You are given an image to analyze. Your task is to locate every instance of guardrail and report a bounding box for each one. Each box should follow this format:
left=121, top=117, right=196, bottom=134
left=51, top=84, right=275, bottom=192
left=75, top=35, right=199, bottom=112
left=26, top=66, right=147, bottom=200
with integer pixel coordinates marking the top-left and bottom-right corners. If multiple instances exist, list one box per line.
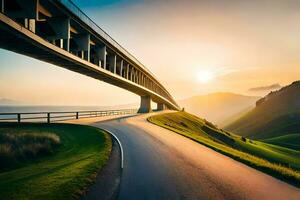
left=0, top=109, right=137, bottom=123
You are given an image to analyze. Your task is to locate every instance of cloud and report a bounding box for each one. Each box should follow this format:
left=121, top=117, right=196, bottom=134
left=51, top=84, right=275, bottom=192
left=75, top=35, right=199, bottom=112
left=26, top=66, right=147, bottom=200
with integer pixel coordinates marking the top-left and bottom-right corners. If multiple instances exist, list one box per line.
left=248, top=83, right=281, bottom=92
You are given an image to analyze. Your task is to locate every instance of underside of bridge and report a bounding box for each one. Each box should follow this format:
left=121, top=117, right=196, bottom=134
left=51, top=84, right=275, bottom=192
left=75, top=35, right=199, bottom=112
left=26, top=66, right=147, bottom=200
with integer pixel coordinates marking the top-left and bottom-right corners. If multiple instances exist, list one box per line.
left=0, top=0, right=180, bottom=113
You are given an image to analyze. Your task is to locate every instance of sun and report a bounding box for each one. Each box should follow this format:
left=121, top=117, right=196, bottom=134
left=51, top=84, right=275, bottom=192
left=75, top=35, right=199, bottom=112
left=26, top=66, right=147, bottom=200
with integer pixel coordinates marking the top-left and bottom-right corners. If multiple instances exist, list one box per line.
left=197, top=70, right=214, bottom=83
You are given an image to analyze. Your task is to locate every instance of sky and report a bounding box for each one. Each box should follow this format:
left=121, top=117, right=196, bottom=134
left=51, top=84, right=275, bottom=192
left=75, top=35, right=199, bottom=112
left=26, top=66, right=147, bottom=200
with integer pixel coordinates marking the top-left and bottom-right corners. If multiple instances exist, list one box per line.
left=1, top=0, right=300, bottom=105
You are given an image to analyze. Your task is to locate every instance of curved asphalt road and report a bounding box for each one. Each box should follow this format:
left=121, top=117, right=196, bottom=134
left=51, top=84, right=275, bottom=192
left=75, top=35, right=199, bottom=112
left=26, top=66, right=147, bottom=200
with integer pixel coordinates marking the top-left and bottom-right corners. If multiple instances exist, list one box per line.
left=78, top=113, right=300, bottom=200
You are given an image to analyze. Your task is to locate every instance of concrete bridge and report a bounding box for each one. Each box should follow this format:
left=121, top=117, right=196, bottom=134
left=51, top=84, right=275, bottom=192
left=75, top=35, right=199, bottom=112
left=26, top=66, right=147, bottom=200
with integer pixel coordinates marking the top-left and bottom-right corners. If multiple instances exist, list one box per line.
left=0, top=0, right=180, bottom=112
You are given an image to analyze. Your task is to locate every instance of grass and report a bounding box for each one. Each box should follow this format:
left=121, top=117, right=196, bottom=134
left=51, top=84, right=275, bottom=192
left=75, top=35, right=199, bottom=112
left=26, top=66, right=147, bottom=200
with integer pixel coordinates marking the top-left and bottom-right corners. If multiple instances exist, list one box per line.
left=263, top=134, right=300, bottom=150
left=0, top=123, right=112, bottom=200
left=226, top=112, right=300, bottom=139
left=148, top=111, right=300, bottom=187
left=0, top=132, right=61, bottom=171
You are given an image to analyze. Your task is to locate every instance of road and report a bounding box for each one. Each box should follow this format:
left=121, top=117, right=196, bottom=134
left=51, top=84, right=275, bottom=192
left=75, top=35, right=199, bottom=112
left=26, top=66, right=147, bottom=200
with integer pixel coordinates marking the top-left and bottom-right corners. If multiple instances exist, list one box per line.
left=74, top=112, right=300, bottom=200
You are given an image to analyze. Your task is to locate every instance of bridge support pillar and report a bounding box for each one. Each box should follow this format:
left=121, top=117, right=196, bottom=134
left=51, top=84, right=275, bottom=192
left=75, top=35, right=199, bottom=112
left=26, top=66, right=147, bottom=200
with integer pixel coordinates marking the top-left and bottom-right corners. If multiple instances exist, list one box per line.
left=119, top=60, right=124, bottom=76
left=157, top=103, right=166, bottom=111
left=116, top=58, right=123, bottom=75
left=95, top=45, right=106, bottom=68
left=126, top=64, right=130, bottom=79
left=108, top=54, right=116, bottom=73
left=130, top=67, right=134, bottom=82
left=133, top=69, right=137, bottom=83
left=73, top=34, right=90, bottom=62
left=47, top=18, right=70, bottom=51
left=137, top=71, right=140, bottom=84
left=138, top=96, right=152, bottom=113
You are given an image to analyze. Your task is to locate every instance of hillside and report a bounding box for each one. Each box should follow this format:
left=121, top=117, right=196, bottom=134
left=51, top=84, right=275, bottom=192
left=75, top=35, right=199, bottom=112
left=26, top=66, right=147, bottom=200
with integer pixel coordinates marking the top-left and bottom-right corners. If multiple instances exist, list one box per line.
left=148, top=111, right=300, bottom=186
left=226, top=81, right=300, bottom=139
left=0, top=98, right=21, bottom=105
left=179, top=92, right=260, bottom=126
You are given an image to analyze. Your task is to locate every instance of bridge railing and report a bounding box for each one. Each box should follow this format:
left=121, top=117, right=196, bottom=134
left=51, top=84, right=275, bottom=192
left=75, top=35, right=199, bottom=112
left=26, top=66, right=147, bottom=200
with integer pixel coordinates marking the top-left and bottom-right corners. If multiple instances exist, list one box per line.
left=0, top=109, right=137, bottom=123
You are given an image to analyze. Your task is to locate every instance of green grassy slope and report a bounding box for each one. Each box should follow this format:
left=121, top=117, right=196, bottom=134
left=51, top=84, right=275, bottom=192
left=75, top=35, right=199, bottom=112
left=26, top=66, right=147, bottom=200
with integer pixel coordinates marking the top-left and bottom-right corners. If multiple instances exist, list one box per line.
left=263, top=134, right=300, bottom=151
left=148, top=111, right=300, bottom=186
left=0, top=123, right=112, bottom=200
left=225, top=81, right=300, bottom=139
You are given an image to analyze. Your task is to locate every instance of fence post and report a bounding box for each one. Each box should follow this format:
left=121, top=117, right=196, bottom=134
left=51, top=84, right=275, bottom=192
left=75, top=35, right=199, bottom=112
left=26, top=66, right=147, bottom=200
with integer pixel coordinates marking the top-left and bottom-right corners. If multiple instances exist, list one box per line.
left=17, top=114, right=21, bottom=123
left=76, top=112, right=79, bottom=119
left=47, top=113, right=50, bottom=123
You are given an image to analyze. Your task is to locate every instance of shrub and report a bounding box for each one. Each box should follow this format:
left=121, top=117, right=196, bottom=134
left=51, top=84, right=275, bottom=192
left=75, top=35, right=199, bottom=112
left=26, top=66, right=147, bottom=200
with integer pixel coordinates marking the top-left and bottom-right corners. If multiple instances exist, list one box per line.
left=180, top=122, right=188, bottom=128
left=241, top=137, right=247, bottom=142
left=0, top=132, right=60, bottom=170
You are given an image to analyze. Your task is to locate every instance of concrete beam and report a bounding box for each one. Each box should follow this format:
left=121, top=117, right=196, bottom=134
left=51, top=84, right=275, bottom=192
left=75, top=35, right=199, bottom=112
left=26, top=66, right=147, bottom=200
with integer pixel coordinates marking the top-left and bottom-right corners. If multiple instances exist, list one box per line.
left=26, top=19, right=36, bottom=33
left=138, top=96, right=152, bottom=113
left=108, top=54, right=116, bottom=73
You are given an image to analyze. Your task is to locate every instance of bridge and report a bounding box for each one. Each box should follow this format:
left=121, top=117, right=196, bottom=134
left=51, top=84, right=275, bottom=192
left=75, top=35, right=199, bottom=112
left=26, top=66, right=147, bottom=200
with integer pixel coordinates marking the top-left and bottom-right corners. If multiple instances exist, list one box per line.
left=0, top=0, right=180, bottom=112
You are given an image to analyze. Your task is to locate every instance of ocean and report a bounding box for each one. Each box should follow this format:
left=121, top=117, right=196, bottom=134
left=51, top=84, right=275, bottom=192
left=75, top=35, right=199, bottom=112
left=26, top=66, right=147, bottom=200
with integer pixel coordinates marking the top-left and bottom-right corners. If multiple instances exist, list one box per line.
left=0, top=105, right=110, bottom=113
left=0, top=105, right=137, bottom=122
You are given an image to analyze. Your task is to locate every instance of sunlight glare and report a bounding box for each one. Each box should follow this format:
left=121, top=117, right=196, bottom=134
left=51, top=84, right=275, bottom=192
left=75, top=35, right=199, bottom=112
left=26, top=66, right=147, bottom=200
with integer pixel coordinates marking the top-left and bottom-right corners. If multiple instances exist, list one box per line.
left=197, top=70, right=214, bottom=83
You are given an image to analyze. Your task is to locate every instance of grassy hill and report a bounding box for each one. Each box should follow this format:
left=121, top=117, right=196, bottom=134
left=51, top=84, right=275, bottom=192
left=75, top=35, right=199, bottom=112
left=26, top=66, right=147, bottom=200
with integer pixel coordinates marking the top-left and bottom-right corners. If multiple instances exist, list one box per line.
left=148, top=111, right=300, bottom=186
left=263, top=134, right=300, bottom=151
left=225, top=81, right=300, bottom=139
left=0, top=123, right=111, bottom=200
left=179, top=92, right=259, bottom=126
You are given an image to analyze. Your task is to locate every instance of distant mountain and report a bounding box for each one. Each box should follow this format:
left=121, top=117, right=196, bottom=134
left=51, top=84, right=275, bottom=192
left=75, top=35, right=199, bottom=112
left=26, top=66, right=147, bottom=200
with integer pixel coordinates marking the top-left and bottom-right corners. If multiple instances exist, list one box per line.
left=179, top=92, right=260, bottom=126
left=248, top=83, right=281, bottom=92
left=225, top=81, right=300, bottom=139
left=0, top=98, right=22, bottom=105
